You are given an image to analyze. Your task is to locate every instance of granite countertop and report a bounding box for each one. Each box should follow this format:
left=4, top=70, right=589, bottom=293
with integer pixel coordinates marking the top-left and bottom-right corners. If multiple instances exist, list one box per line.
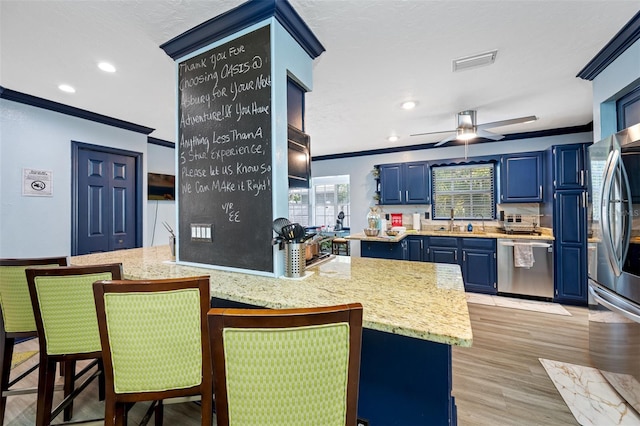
left=348, top=227, right=555, bottom=242
left=71, top=245, right=472, bottom=347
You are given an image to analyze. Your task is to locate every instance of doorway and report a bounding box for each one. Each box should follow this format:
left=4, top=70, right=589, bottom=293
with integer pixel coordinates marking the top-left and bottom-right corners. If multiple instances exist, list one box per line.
left=71, top=141, right=142, bottom=255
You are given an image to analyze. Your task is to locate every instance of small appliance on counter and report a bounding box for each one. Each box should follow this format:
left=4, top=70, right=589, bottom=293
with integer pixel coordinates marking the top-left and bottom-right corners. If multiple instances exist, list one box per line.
left=497, top=212, right=542, bottom=235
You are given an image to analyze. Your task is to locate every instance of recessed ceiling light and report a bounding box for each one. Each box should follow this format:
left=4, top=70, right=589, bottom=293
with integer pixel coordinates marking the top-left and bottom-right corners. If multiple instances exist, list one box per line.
left=388, top=135, right=399, bottom=142
left=58, top=84, right=76, bottom=93
left=401, top=101, right=417, bottom=110
left=98, top=62, right=116, bottom=73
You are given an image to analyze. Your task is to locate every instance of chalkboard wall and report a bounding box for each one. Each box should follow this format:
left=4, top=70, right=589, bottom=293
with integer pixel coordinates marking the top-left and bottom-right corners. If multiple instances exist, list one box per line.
left=177, top=26, right=273, bottom=272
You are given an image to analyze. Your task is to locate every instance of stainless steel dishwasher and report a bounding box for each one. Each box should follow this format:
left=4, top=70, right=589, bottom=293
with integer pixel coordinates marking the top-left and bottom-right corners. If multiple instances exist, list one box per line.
left=497, top=239, right=554, bottom=299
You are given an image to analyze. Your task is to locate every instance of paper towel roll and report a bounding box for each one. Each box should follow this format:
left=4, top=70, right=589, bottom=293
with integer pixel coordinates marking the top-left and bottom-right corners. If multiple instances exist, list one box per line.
left=412, top=213, right=421, bottom=230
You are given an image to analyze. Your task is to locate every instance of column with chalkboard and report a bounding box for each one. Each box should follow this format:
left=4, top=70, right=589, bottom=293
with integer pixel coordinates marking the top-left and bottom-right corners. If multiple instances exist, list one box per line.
left=177, top=26, right=273, bottom=272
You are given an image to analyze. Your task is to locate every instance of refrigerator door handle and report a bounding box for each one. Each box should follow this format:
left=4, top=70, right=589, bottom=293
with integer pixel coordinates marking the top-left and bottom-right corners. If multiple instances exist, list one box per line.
left=589, top=283, right=640, bottom=324
left=601, top=150, right=623, bottom=276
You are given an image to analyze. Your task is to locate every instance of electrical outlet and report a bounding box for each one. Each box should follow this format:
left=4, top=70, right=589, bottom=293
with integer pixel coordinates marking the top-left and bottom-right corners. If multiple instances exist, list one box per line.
left=190, top=223, right=213, bottom=242
left=357, top=418, right=370, bottom=426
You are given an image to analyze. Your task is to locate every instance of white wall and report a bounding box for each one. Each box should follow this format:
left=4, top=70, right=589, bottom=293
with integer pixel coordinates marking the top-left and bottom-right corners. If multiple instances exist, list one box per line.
left=0, top=99, right=149, bottom=257
left=311, top=131, right=592, bottom=257
left=592, top=38, right=640, bottom=139
left=146, top=143, right=177, bottom=247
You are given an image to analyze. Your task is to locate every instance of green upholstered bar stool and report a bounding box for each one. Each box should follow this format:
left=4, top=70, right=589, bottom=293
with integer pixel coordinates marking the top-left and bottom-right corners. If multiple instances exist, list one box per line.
left=208, top=303, right=363, bottom=426
left=0, top=256, right=68, bottom=425
left=26, top=263, right=123, bottom=426
left=92, top=276, right=213, bottom=426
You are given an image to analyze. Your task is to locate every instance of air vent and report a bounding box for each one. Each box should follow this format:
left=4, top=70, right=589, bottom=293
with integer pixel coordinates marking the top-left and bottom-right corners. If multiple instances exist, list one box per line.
left=452, top=50, right=498, bottom=72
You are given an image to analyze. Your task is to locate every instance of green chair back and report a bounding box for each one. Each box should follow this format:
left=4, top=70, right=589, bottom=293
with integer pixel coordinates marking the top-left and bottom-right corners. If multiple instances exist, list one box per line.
left=208, top=303, right=363, bottom=426
left=93, top=276, right=213, bottom=426
left=102, top=288, right=203, bottom=393
left=0, top=258, right=67, bottom=333
left=225, top=323, right=350, bottom=425
left=26, top=264, right=122, bottom=356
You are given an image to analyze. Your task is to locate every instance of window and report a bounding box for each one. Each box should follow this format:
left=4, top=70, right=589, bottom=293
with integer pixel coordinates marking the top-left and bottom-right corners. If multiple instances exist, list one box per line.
left=288, top=188, right=309, bottom=226
left=432, top=163, right=495, bottom=219
left=312, top=175, right=350, bottom=229
left=289, top=175, right=351, bottom=229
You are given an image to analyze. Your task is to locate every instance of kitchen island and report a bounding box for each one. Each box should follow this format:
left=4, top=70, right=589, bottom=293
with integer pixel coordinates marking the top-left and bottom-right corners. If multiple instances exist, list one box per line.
left=72, top=246, right=472, bottom=425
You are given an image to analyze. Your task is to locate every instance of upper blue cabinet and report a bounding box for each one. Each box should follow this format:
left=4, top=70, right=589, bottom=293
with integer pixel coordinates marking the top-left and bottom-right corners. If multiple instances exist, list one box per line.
left=499, top=152, right=544, bottom=203
left=379, top=161, right=430, bottom=205
left=553, top=144, right=588, bottom=190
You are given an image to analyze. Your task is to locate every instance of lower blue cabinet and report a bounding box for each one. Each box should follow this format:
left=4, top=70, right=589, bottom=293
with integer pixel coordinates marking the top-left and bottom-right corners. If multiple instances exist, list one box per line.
left=361, top=240, right=405, bottom=260
left=366, top=236, right=496, bottom=294
left=461, top=238, right=497, bottom=294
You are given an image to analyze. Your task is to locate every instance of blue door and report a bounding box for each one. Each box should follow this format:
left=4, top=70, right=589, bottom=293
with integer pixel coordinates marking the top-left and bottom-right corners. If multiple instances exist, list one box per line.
left=73, top=143, right=141, bottom=255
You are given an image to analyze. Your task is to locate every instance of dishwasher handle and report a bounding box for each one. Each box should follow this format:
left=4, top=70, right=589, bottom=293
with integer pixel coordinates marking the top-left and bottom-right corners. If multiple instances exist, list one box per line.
left=498, top=241, right=552, bottom=248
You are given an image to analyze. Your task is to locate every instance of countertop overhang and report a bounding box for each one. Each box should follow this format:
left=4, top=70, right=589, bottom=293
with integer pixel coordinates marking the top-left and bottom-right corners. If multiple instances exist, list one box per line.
left=71, top=245, right=473, bottom=347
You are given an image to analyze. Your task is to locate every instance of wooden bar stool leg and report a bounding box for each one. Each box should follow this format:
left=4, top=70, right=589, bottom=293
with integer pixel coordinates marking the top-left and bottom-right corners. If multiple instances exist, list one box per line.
left=0, top=335, right=14, bottom=425
left=36, top=357, right=57, bottom=426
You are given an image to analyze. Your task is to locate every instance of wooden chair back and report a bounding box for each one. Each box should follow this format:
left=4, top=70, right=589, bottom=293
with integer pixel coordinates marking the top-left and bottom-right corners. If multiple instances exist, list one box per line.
left=0, top=257, right=68, bottom=425
left=93, top=276, right=213, bottom=426
left=25, top=263, right=123, bottom=426
left=208, top=303, right=363, bottom=426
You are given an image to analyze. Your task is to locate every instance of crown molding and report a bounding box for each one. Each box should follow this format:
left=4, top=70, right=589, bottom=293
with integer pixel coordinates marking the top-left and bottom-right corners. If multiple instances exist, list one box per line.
left=160, top=0, right=324, bottom=60
left=577, top=11, right=640, bottom=81
left=312, top=123, right=593, bottom=161
left=0, top=86, right=155, bottom=135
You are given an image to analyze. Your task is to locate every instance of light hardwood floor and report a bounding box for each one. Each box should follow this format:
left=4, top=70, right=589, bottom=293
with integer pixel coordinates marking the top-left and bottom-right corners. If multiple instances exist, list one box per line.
left=453, top=302, right=588, bottom=426
left=5, top=301, right=587, bottom=425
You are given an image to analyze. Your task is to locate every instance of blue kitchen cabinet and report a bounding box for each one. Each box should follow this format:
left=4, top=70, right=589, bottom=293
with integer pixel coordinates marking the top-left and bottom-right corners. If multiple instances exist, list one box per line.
left=461, top=238, right=497, bottom=294
left=379, top=164, right=403, bottom=204
left=406, top=236, right=428, bottom=261
left=553, top=189, right=587, bottom=304
left=379, top=161, right=430, bottom=205
left=427, top=237, right=458, bottom=264
left=367, top=235, right=497, bottom=294
left=553, top=144, right=588, bottom=190
left=361, top=240, right=405, bottom=260
left=500, top=152, right=544, bottom=202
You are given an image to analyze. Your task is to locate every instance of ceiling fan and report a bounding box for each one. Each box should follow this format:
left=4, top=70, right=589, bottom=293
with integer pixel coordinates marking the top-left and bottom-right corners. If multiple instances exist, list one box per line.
left=410, top=110, right=537, bottom=147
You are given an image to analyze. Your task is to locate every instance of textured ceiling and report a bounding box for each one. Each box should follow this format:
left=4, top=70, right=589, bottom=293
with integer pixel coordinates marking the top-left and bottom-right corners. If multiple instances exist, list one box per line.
left=1, top=1, right=639, bottom=156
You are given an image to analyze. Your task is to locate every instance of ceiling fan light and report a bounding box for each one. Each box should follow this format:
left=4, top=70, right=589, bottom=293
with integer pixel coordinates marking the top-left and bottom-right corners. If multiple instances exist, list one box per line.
left=457, top=127, right=477, bottom=140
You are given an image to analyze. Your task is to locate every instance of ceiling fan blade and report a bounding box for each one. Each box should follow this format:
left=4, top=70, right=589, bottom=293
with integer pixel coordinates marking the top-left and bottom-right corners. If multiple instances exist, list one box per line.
left=410, top=129, right=455, bottom=137
left=477, top=115, right=537, bottom=130
left=476, top=129, right=504, bottom=141
left=434, top=133, right=458, bottom=147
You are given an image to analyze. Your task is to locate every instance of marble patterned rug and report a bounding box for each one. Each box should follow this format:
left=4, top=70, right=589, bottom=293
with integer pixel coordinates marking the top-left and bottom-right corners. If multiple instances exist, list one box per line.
left=466, top=293, right=572, bottom=316
left=540, top=358, right=640, bottom=425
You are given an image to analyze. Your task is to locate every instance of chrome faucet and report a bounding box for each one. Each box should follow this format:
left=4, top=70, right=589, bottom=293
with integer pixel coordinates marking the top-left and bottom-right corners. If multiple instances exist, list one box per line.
left=449, top=209, right=455, bottom=232
left=477, top=214, right=485, bottom=232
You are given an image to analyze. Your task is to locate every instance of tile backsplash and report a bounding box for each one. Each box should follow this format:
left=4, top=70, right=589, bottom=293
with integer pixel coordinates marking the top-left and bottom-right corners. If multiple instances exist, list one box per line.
left=376, top=203, right=543, bottom=230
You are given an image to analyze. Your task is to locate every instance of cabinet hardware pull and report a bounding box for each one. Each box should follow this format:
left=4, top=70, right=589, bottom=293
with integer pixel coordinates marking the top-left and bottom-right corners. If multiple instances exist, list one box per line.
left=463, top=251, right=466, bottom=262
left=539, top=185, right=543, bottom=199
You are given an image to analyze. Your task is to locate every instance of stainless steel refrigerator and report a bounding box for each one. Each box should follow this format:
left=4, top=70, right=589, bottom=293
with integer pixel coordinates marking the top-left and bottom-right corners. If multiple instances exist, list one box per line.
left=588, top=123, right=640, bottom=414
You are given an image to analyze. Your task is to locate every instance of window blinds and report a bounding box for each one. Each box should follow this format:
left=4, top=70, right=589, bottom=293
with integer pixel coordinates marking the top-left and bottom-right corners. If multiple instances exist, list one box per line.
left=432, top=163, right=495, bottom=219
